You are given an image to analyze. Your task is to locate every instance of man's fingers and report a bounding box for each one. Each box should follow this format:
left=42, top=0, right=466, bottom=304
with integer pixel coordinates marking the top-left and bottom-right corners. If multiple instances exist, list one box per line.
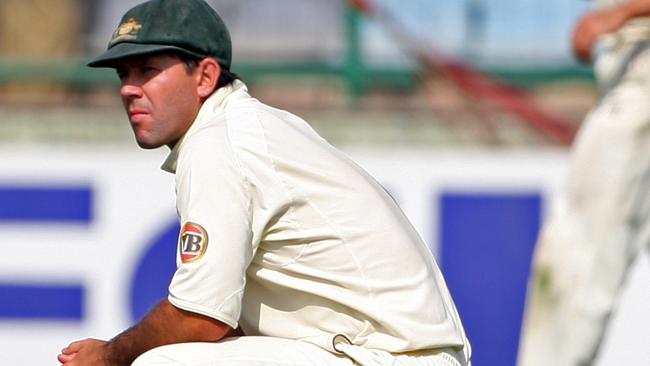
left=62, top=340, right=85, bottom=354
left=58, top=338, right=106, bottom=365
left=61, top=338, right=101, bottom=355
left=57, top=352, right=75, bottom=363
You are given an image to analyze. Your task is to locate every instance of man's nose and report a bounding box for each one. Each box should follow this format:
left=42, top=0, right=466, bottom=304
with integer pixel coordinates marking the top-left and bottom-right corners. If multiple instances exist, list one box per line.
left=120, top=83, right=143, bottom=99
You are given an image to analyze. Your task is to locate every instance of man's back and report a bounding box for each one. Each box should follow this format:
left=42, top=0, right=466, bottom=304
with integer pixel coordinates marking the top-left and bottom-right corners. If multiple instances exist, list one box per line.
left=169, top=81, right=470, bottom=359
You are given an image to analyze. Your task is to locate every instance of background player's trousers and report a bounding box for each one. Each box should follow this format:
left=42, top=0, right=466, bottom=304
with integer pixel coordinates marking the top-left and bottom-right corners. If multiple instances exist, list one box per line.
left=517, top=37, right=650, bottom=366
left=131, top=336, right=465, bottom=366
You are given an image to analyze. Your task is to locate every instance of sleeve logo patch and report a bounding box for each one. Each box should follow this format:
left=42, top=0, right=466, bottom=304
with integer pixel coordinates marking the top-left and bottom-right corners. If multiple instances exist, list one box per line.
left=179, top=222, right=208, bottom=263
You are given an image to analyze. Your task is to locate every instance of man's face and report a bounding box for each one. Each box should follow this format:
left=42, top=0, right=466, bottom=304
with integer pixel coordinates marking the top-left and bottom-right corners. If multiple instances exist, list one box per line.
left=115, top=53, right=202, bottom=149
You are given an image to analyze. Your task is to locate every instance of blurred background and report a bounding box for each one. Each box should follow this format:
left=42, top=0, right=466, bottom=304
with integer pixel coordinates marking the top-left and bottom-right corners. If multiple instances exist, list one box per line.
left=0, top=0, right=595, bottom=146
left=1, top=1, right=646, bottom=365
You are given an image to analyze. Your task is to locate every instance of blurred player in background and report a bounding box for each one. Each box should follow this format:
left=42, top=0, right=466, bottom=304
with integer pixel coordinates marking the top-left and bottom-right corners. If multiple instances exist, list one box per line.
left=518, top=0, right=650, bottom=365
left=57, top=0, right=471, bottom=365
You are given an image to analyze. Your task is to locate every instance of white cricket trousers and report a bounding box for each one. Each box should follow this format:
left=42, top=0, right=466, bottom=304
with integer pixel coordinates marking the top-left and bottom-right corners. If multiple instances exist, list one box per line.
left=131, top=336, right=464, bottom=366
left=517, top=35, right=650, bottom=366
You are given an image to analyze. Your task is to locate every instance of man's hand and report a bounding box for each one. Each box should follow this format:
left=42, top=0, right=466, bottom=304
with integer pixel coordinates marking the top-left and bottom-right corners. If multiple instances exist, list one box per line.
left=573, top=0, right=650, bottom=63
left=57, top=300, right=233, bottom=365
left=57, top=338, right=111, bottom=366
left=572, top=6, right=630, bottom=63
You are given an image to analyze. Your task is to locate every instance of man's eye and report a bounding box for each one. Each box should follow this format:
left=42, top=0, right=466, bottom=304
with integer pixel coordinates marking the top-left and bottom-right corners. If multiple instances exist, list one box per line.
left=141, top=66, right=158, bottom=75
left=116, top=70, right=127, bottom=80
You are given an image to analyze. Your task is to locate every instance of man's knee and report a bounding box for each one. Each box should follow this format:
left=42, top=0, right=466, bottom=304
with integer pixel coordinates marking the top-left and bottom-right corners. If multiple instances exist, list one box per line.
left=131, top=345, right=182, bottom=366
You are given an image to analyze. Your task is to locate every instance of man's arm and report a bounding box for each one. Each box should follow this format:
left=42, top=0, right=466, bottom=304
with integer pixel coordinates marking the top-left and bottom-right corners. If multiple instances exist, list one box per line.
left=57, top=299, right=232, bottom=366
left=573, top=0, right=650, bottom=62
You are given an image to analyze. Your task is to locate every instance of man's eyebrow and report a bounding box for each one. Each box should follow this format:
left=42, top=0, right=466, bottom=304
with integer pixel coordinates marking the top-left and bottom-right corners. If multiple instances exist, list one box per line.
left=119, top=57, right=152, bottom=68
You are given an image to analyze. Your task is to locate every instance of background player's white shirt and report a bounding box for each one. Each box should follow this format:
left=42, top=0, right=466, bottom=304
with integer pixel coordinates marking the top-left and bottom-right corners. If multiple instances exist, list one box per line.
left=517, top=3, right=650, bottom=365
left=161, top=81, right=470, bottom=361
left=588, top=0, right=650, bottom=89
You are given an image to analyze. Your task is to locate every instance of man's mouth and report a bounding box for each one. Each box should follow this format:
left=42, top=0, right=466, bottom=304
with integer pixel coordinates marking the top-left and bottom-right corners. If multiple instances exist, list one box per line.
left=128, top=109, right=149, bottom=122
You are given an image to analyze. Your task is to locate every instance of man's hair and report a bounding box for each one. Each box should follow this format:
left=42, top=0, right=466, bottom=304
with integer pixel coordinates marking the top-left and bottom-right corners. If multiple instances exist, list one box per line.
left=178, top=53, right=240, bottom=89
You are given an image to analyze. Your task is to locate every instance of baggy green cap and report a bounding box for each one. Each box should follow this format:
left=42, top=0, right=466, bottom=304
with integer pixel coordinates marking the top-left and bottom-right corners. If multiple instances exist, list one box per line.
left=87, top=0, right=232, bottom=69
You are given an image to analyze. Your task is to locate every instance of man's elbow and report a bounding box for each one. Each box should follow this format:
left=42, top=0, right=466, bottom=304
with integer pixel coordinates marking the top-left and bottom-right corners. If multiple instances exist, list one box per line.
left=164, top=300, right=233, bottom=342
left=191, top=317, right=232, bottom=342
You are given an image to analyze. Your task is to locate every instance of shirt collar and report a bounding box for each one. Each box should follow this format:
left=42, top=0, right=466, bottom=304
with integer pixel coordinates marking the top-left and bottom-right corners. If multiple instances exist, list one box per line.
left=160, top=80, right=248, bottom=173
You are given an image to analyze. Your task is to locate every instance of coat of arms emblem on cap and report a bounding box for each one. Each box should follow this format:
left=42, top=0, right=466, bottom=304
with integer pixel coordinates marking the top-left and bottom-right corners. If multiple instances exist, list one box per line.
left=110, top=17, right=143, bottom=45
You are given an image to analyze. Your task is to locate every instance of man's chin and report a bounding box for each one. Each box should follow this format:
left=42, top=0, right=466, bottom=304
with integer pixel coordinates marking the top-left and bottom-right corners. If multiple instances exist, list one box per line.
left=135, top=138, right=165, bottom=150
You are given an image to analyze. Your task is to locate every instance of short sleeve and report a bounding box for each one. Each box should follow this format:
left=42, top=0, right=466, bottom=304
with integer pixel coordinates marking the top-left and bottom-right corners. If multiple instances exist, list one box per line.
left=167, top=123, right=253, bottom=328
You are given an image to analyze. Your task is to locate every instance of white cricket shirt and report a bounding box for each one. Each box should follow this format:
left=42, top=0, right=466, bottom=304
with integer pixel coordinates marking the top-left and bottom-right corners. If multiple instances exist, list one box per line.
left=162, top=81, right=470, bottom=359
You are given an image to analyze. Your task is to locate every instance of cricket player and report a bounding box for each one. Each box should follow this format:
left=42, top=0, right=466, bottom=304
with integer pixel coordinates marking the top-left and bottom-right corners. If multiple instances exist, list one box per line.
left=518, top=0, right=650, bottom=365
left=57, top=0, right=471, bottom=365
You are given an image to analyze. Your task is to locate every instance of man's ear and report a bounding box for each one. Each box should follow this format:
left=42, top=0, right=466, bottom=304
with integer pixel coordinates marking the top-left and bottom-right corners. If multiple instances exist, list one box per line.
left=196, top=58, right=221, bottom=98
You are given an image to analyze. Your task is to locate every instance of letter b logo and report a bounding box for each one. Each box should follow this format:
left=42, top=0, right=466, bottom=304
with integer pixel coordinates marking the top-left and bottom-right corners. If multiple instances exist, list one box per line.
left=179, top=222, right=208, bottom=263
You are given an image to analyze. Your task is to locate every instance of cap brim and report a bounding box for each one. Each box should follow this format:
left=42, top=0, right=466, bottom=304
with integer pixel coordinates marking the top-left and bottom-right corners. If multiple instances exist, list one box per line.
left=87, top=42, right=205, bottom=68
